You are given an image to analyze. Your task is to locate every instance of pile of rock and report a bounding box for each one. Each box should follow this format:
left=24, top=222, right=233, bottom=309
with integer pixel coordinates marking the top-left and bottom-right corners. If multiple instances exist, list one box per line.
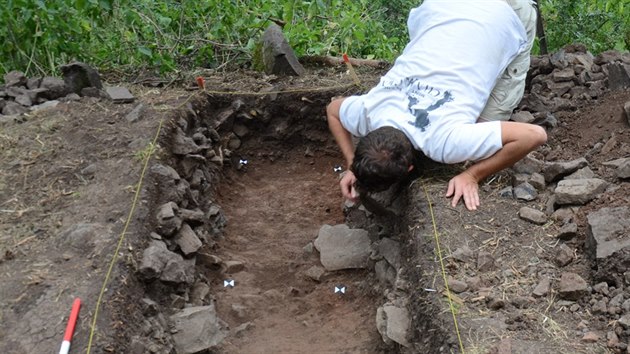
left=518, top=46, right=630, bottom=125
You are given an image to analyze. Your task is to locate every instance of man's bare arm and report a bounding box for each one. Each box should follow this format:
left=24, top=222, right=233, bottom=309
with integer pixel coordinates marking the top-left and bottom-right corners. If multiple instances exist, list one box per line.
left=326, top=97, right=359, bottom=201
left=446, top=121, right=547, bottom=210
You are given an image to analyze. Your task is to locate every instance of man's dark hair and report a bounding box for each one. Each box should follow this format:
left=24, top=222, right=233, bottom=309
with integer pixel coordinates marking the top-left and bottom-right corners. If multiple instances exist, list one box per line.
left=351, top=126, right=415, bottom=192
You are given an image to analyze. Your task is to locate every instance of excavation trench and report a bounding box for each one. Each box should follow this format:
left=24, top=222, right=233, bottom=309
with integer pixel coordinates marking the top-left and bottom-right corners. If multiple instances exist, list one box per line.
left=150, top=88, right=455, bottom=353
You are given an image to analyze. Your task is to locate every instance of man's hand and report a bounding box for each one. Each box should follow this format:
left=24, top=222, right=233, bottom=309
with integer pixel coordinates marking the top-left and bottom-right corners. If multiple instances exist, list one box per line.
left=446, top=171, right=480, bottom=210
left=340, top=170, right=359, bottom=202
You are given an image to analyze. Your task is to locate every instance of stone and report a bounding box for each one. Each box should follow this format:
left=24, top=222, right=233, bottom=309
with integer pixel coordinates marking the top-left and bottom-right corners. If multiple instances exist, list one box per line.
left=105, top=86, right=135, bottom=103
left=511, top=110, right=535, bottom=123
left=261, top=23, right=305, bottom=76
left=60, top=61, right=103, bottom=94
left=190, top=282, right=211, bottom=306
left=170, top=305, right=227, bottom=354
left=514, top=182, right=538, bottom=201
left=2, top=101, right=28, bottom=115
left=374, top=260, right=396, bottom=285
left=451, top=245, right=475, bottom=263
left=558, top=272, right=588, bottom=301
left=224, top=260, right=245, bottom=273
left=602, top=157, right=630, bottom=168
left=477, top=251, right=495, bottom=272
left=4, top=70, right=27, bottom=87
left=512, top=154, right=544, bottom=174
left=565, top=167, right=596, bottom=180
left=556, top=222, right=578, bottom=240
left=533, top=277, right=551, bottom=297
left=581, top=332, right=599, bottom=343
left=59, top=223, right=110, bottom=253
left=161, top=254, right=195, bottom=284
left=529, top=173, right=546, bottom=191
left=233, top=322, right=254, bottom=338
left=607, top=331, right=620, bottom=348
left=15, top=94, right=32, bottom=106
left=26, top=77, right=41, bottom=90
left=543, top=158, right=588, bottom=182
left=592, top=300, right=607, bottom=315
left=378, top=237, right=401, bottom=269
left=314, top=224, right=371, bottom=271
left=304, top=266, right=326, bottom=282
left=586, top=207, right=630, bottom=262
left=595, top=50, right=622, bottom=65
left=139, top=240, right=192, bottom=284
left=617, top=159, right=630, bottom=179
left=555, top=243, right=574, bottom=267
left=172, top=128, right=202, bottom=155
left=448, top=278, right=468, bottom=293
left=554, top=178, right=608, bottom=205
left=376, top=304, right=410, bottom=347
left=518, top=207, right=547, bottom=225
left=498, top=186, right=514, bottom=198
left=619, top=315, right=630, bottom=329
left=30, top=100, right=60, bottom=112
left=607, top=63, right=630, bottom=91
left=233, top=123, right=249, bottom=138
left=125, top=103, right=145, bottom=122
left=174, top=223, right=202, bottom=256
left=156, top=202, right=182, bottom=237
left=39, top=77, right=68, bottom=99
left=197, top=253, right=223, bottom=271
left=141, top=298, right=159, bottom=316
left=487, top=297, right=506, bottom=310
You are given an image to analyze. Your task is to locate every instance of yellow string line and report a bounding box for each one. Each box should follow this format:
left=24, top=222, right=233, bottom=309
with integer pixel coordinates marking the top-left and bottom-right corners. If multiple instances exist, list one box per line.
left=86, top=119, right=164, bottom=353
left=422, top=181, right=465, bottom=354
left=200, top=82, right=359, bottom=96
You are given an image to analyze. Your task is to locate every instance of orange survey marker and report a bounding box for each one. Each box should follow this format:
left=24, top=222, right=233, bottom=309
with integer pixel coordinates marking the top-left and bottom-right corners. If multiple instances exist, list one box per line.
left=342, top=53, right=361, bottom=86
left=196, top=76, right=205, bottom=90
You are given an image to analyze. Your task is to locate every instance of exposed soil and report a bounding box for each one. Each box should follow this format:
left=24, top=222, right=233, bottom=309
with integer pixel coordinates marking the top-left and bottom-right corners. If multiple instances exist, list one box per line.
left=0, top=61, right=629, bottom=354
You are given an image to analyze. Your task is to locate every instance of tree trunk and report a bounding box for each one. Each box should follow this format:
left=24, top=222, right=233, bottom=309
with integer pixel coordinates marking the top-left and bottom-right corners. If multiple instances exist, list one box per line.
left=536, top=2, right=548, bottom=55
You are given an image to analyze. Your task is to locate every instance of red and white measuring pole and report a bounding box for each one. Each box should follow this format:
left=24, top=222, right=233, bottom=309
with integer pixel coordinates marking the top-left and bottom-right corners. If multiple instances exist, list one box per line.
left=59, top=298, right=81, bottom=354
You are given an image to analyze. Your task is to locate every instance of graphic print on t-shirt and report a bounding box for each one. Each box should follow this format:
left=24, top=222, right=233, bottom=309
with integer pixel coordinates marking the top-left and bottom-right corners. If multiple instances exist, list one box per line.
left=381, top=77, right=453, bottom=131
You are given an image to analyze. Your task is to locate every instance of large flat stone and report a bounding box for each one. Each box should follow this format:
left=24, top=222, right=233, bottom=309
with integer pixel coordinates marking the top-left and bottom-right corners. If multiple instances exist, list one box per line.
left=314, top=224, right=371, bottom=271
left=170, top=305, right=227, bottom=354
left=554, top=178, right=608, bottom=205
left=376, top=304, right=411, bottom=347
left=543, top=158, right=588, bottom=182
left=261, top=23, right=305, bottom=76
left=586, top=207, right=630, bottom=284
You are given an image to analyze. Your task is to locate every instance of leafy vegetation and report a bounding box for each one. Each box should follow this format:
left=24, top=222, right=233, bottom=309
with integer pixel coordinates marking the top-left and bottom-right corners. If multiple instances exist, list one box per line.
left=0, top=0, right=628, bottom=77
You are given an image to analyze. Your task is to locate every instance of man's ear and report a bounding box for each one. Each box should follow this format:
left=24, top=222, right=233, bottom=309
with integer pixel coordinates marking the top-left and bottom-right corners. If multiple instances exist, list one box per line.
left=408, top=165, right=414, bottom=172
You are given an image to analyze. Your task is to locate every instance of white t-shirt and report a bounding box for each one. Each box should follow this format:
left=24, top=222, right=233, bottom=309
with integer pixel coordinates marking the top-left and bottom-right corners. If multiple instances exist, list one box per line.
left=340, top=0, right=528, bottom=163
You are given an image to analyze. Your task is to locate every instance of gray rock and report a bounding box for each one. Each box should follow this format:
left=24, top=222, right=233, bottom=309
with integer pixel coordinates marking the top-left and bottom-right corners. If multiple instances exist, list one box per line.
left=304, top=266, right=326, bottom=282
left=172, top=128, right=202, bottom=155
left=448, top=278, right=468, bottom=293
left=498, top=186, right=514, bottom=198
left=4, top=70, right=27, bottom=87
left=555, top=178, right=608, bottom=205
left=513, top=154, right=544, bottom=174
left=60, top=62, right=103, bottom=94
left=314, top=224, right=371, bottom=271
left=26, top=77, right=41, bottom=89
left=477, top=251, right=495, bottom=272
left=552, top=67, right=576, bottom=82
left=15, top=94, right=32, bottom=106
left=514, top=182, right=538, bottom=201
left=224, top=260, right=245, bottom=273
left=161, top=253, right=195, bottom=284
left=156, top=202, right=182, bottom=237
left=190, top=282, right=211, bottom=306
left=178, top=208, right=205, bottom=224
left=125, top=103, right=145, bottom=122
left=261, top=23, right=305, bottom=76
left=451, top=245, right=475, bottom=263
left=59, top=223, right=110, bottom=253
left=150, top=163, right=181, bottom=181
left=378, top=237, right=401, bottom=269
left=374, top=260, right=396, bottom=285
left=602, top=157, right=630, bottom=168
left=233, top=123, right=249, bottom=138
left=518, top=207, right=547, bottom=225
left=174, top=223, right=202, bottom=256
left=533, top=277, right=551, bottom=297
left=529, top=173, right=546, bottom=191
left=376, top=304, right=410, bottom=347
left=139, top=240, right=190, bottom=283
left=170, top=305, right=227, bottom=354
left=619, top=315, right=630, bottom=329
left=607, top=63, right=630, bottom=91
left=105, top=86, right=135, bottom=103
left=559, top=272, right=589, bottom=301
left=555, top=243, right=574, bottom=267
left=543, top=158, right=588, bottom=182
left=617, top=159, right=630, bottom=179
left=586, top=207, right=630, bottom=260
left=39, top=76, right=68, bottom=99
left=564, top=167, right=596, bottom=180
left=30, top=100, right=60, bottom=112
left=2, top=101, right=28, bottom=115
left=511, top=110, right=536, bottom=123
left=556, top=222, right=578, bottom=240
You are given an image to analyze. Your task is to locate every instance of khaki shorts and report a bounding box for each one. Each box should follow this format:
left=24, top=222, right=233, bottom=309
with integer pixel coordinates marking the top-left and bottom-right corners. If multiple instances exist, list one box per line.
left=478, top=0, right=537, bottom=122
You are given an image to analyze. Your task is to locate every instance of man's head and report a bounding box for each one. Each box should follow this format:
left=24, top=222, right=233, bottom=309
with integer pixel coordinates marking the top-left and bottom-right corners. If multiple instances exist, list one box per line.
left=351, top=126, right=415, bottom=193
